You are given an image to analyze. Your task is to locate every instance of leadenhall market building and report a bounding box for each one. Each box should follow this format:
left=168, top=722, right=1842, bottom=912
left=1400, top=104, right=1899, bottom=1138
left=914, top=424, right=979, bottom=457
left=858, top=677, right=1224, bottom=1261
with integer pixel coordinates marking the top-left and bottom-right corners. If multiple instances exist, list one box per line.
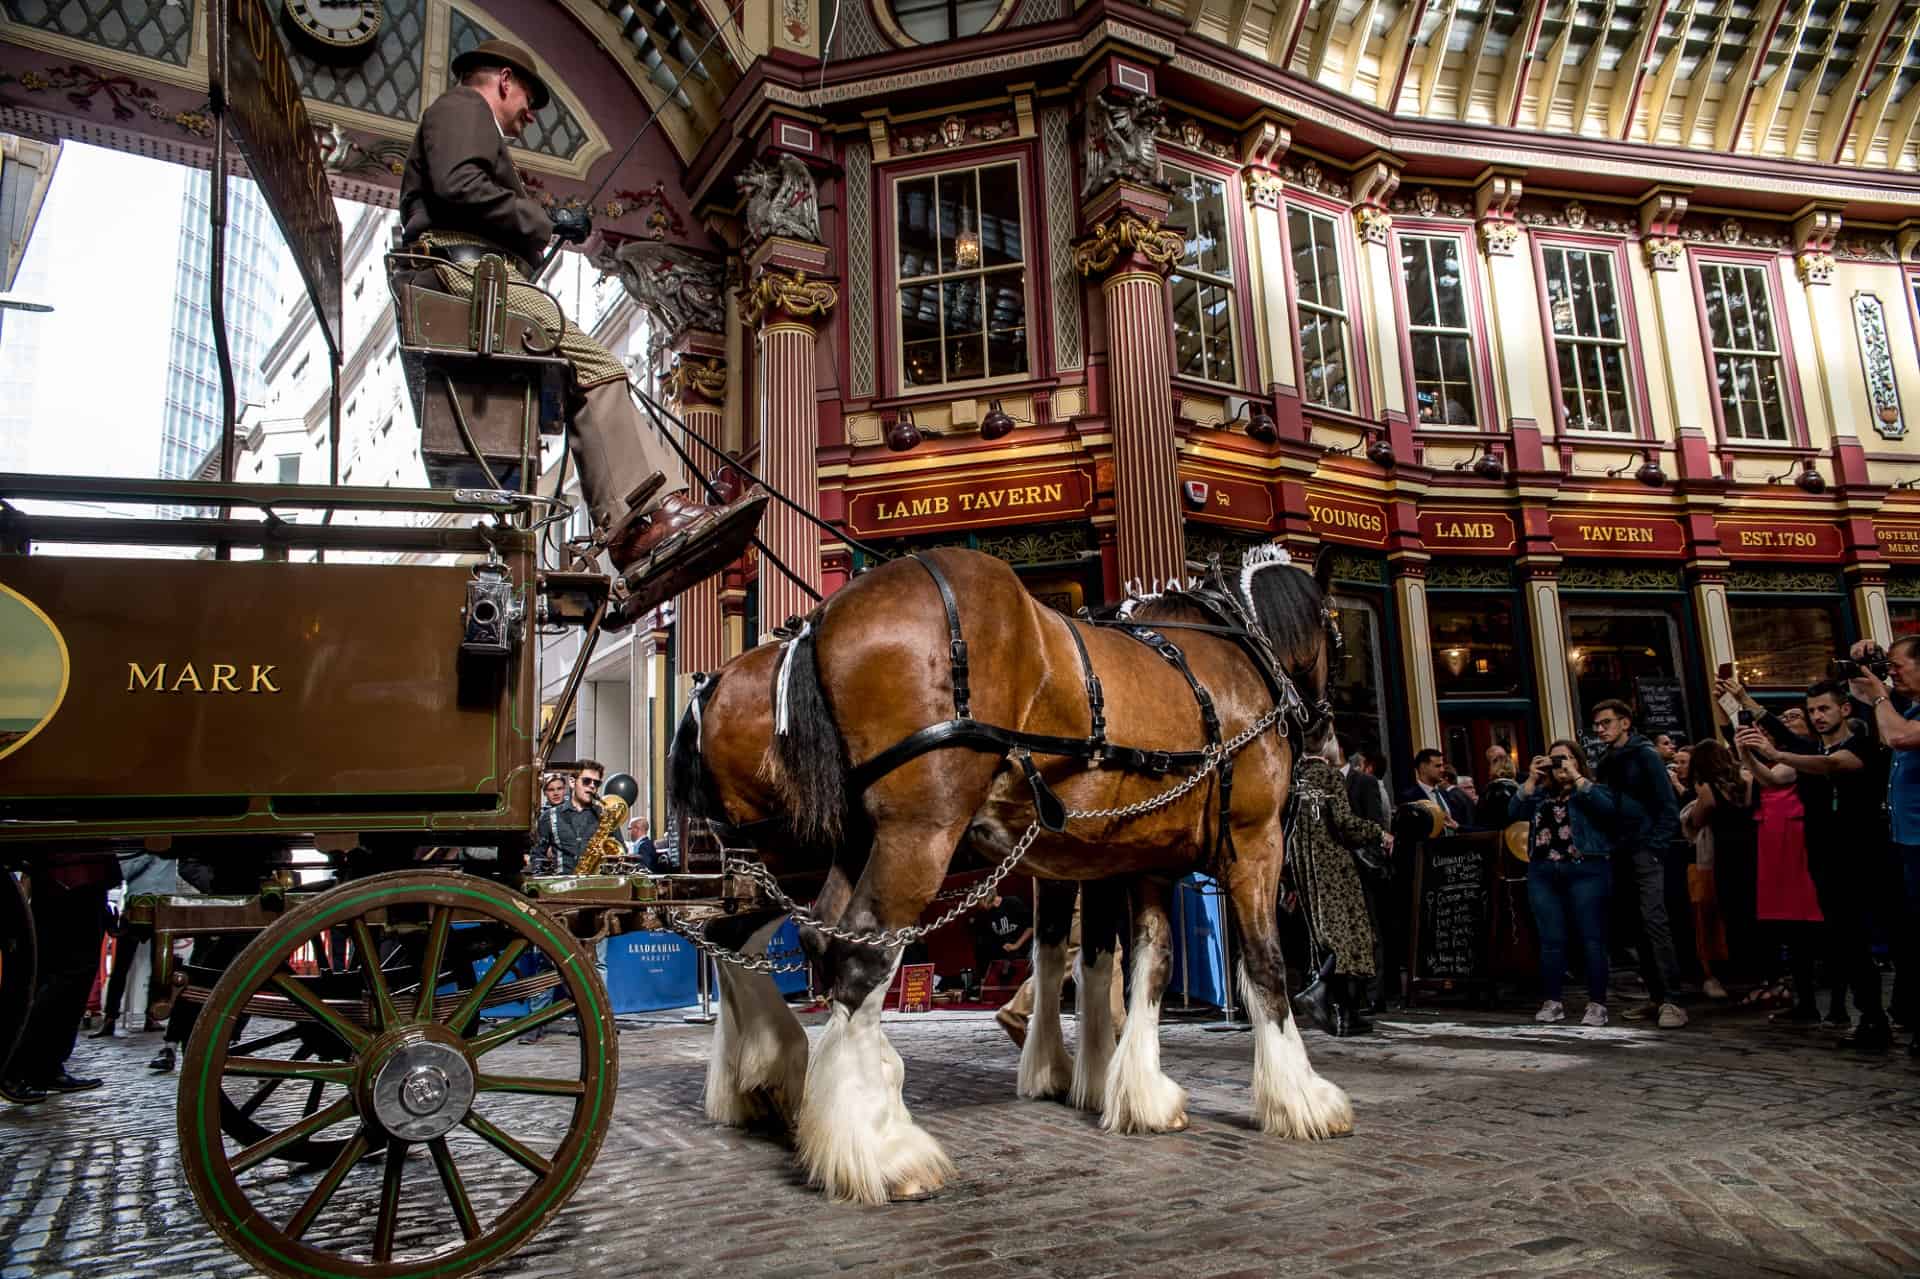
left=20, top=0, right=1920, bottom=795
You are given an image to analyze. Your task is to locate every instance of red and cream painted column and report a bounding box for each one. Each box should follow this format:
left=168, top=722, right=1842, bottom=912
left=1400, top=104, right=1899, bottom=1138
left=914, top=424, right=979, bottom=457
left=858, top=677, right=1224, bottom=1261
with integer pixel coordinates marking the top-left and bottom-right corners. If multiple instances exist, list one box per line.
left=1073, top=181, right=1188, bottom=589
left=662, top=343, right=730, bottom=676
left=742, top=239, right=838, bottom=636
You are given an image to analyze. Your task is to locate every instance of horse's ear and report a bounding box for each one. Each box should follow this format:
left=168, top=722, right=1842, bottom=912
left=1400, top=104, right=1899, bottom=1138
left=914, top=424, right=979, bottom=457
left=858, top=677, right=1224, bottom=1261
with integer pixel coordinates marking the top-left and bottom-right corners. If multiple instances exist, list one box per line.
left=1312, top=545, right=1336, bottom=597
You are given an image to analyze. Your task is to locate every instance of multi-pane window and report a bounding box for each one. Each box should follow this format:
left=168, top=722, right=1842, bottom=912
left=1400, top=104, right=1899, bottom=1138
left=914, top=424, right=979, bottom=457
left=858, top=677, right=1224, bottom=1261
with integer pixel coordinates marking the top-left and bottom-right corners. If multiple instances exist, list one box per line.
left=1288, top=207, right=1353, bottom=411
left=1701, top=262, right=1790, bottom=442
left=891, top=0, right=999, bottom=41
left=1542, top=246, right=1633, bottom=434
left=1165, top=166, right=1237, bottom=385
left=1400, top=235, right=1478, bottom=426
left=897, top=162, right=1027, bottom=387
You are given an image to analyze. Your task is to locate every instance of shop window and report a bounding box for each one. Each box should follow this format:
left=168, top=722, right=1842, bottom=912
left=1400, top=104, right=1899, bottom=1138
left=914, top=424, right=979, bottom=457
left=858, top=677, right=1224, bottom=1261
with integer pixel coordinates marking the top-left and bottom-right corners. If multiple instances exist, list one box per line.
left=1165, top=165, right=1238, bottom=386
left=1542, top=245, right=1634, bottom=434
left=1399, top=234, right=1478, bottom=427
left=1892, top=601, right=1920, bottom=638
left=1699, top=261, right=1791, bottom=443
left=1328, top=593, right=1389, bottom=760
left=1428, top=596, right=1520, bottom=697
left=891, top=0, right=1000, bottom=41
left=1287, top=205, right=1352, bottom=412
left=1565, top=608, right=1689, bottom=740
left=275, top=454, right=299, bottom=484
left=896, top=161, right=1027, bottom=388
left=1729, top=603, right=1839, bottom=689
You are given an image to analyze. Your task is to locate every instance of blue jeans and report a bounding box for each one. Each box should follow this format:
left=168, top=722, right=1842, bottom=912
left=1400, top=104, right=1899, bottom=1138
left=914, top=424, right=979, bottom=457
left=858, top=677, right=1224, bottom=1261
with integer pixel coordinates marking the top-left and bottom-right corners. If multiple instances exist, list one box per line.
left=1529, top=857, right=1612, bottom=1005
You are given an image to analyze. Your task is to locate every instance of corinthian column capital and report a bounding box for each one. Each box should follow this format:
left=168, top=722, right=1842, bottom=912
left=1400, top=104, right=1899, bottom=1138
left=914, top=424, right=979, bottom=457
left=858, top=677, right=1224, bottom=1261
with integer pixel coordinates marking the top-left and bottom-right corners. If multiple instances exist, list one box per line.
left=1072, top=209, right=1185, bottom=279
left=740, top=266, right=839, bottom=329
left=662, top=354, right=728, bottom=410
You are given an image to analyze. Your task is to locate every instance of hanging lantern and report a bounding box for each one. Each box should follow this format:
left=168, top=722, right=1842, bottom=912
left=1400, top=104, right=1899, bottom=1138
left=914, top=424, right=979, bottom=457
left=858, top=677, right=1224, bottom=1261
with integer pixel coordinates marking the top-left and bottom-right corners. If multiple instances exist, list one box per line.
left=955, top=215, right=981, bottom=269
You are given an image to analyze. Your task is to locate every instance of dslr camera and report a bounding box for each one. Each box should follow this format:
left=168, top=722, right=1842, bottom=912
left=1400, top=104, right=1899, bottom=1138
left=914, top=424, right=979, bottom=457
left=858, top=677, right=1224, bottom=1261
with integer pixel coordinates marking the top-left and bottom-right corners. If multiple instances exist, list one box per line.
left=1829, top=643, right=1890, bottom=682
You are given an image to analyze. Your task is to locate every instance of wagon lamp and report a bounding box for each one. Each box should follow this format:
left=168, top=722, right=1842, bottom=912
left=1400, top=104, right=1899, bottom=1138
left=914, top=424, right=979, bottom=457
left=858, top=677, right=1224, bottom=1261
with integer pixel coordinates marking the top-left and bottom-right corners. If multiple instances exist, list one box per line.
left=1604, top=448, right=1667, bottom=488
left=1223, top=395, right=1277, bottom=443
left=1763, top=456, right=1826, bottom=495
left=1454, top=443, right=1504, bottom=481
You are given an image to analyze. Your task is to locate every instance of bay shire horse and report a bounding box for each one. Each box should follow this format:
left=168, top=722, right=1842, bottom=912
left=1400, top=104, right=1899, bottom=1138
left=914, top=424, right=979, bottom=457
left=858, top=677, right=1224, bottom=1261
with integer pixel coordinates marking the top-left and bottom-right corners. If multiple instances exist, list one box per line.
left=749, top=545, right=1349, bottom=1203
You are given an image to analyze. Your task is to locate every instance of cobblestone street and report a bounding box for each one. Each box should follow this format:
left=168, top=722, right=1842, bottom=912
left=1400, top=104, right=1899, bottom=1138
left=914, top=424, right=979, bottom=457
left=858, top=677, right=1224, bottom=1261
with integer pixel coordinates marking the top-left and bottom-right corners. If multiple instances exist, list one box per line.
left=5, top=1001, right=1920, bottom=1279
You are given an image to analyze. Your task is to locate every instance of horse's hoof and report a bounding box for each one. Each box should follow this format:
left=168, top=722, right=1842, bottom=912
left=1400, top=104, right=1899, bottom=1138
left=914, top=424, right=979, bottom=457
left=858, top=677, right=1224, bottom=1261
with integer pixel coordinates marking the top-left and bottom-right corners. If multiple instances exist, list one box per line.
left=1166, top=1112, right=1190, bottom=1132
left=887, top=1178, right=941, bottom=1203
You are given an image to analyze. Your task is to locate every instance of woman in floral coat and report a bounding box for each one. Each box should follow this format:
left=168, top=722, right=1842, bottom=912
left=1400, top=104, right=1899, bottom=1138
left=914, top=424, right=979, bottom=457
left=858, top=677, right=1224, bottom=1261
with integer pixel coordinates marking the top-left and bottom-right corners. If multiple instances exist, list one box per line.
left=1287, top=740, right=1389, bottom=1036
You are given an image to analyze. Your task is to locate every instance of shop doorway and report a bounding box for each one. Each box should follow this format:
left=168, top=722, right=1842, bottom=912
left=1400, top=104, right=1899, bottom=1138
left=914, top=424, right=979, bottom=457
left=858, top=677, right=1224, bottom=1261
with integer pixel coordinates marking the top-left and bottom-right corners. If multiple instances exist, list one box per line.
left=1439, top=714, right=1528, bottom=791
left=1564, top=607, right=1692, bottom=748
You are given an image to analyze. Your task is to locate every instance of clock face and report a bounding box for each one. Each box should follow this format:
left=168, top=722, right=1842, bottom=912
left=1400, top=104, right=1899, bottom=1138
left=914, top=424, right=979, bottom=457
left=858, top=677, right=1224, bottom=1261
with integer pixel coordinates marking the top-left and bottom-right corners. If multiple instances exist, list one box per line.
left=281, top=0, right=382, bottom=61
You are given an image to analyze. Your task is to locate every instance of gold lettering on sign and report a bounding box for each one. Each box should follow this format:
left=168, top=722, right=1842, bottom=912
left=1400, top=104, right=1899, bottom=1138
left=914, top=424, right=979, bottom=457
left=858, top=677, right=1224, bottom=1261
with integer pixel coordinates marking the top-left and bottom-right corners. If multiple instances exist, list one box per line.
left=1736, top=530, right=1819, bottom=549
left=871, top=480, right=1070, bottom=523
left=1432, top=521, right=1495, bottom=540
left=126, top=661, right=283, bottom=694
left=1307, top=502, right=1385, bottom=533
left=1577, top=524, right=1655, bottom=544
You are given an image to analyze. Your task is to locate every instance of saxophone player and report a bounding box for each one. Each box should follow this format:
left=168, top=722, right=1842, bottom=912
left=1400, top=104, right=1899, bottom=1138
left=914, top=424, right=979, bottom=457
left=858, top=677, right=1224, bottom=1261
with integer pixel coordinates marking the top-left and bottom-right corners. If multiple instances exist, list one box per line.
left=531, top=761, right=603, bottom=874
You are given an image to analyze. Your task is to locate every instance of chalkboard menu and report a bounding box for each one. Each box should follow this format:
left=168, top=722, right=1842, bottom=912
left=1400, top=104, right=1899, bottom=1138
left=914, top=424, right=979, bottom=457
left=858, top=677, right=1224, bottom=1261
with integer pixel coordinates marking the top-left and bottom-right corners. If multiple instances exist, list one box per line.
left=1633, top=675, right=1689, bottom=741
left=1410, top=833, right=1500, bottom=991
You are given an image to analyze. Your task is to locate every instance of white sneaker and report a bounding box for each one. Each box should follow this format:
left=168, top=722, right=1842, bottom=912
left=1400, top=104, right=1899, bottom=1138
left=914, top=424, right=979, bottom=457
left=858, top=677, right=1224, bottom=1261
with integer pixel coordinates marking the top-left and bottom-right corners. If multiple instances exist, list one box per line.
left=1657, top=1002, right=1688, bottom=1029
left=1582, top=1003, right=1608, bottom=1027
left=1535, top=1000, right=1565, bottom=1023
left=1703, top=978, right=1728, bottom=1000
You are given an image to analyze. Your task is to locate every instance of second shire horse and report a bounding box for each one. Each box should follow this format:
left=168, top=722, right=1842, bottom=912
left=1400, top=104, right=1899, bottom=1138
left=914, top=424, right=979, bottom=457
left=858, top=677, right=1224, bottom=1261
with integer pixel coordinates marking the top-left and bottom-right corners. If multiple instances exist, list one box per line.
left=752, top=545, right=1350, bottom=1203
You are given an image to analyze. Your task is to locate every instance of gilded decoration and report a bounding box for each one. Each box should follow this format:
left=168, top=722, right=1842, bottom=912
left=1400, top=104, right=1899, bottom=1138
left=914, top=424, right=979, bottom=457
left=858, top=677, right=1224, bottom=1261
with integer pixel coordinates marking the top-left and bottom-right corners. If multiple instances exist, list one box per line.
left=1796, top=250, right=1837, bottom=285
left=1183, top=526, right=1267, bottom=568
left=975, top=524, right=1096, bottom=566
left=2, top=64, right=210, bottom=135
left=1282, top=160, right=1331, bottom=193
left=1329, top=551, right=1386, bottom=584
left=1354, top=205, right=1393, bottom=246
left=1853, top=291, right=1906, bottom=440
left=1243, top=168, right=1283, bottom=211
left=1642, top=236, right=1685, bottom=271
left=1557, top=564, right=1681, bottom=591
left=1479, top=219, right=1521, bottom=257
left=1154, top=113, right=1232, bottom=159
left=893, top=112, right=1015, bottom=154
left=602, top=182, right=685, bottom=240
left=740, top=267, right=838, bottom=328
left=1725, top=568, right=1843, bottom=594
left=1888, top=569, right=1920, bottom=599
left=1071, top=210, right=1184, bottom=277
left=1426, top=562, right=1513, bottom=590
left=662, top=356, right=727, bottom=407
left=1391, top=187, right=1469, bottom=219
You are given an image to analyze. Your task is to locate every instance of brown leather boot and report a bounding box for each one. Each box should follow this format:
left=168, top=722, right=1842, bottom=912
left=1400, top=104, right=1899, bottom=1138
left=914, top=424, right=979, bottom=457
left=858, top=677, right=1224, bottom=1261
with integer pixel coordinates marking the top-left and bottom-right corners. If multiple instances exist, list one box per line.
left=609, top=487, right=770, bottom=624
left=573, top=380, right=672, bottom=547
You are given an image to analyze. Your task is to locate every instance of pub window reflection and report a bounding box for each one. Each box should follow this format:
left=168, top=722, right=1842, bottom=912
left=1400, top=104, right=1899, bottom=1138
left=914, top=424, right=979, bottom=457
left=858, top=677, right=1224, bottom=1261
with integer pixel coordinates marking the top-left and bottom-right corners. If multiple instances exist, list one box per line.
left=1565, top=609, right=1685, bottom=728
left=1428, top=597, right=1519, bottom=696
left=1891, top=598, right=1920, bottom=639
left=1728, top=604, right=1839, bottom=689
left=1327, top=593, right=1388, bottom=761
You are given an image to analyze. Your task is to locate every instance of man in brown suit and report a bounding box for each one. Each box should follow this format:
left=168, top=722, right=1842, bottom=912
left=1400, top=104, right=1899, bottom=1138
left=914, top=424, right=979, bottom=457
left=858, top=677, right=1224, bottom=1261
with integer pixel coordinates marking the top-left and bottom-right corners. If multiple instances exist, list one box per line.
left=400, top=39, right=765, bottom=620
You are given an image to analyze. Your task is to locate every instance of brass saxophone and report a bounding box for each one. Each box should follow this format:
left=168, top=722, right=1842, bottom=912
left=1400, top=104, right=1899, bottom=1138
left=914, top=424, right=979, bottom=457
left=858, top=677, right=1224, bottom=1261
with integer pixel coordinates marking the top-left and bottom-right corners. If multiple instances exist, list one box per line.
left=574, top=794, right=629, bottom=875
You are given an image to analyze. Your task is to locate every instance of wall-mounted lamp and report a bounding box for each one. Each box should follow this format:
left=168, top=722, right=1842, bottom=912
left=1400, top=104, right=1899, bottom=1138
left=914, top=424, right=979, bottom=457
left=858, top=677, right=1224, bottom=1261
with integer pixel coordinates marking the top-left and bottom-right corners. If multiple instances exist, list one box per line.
left=886, top=408, right=922, bottom=453
left=1455, top=443, right=1504, bottom=481
left=1894, top=476, right=1920, bottom=490
left=1224, top=395, right=1277, bottom=444
left=1311, top=423, right=1395, bottom=467
left=980, top=399, right=1019, bottom=441
left=1765, top=456, right=1826, bottom=495
left=1605, top=448, right=1667, bottom=488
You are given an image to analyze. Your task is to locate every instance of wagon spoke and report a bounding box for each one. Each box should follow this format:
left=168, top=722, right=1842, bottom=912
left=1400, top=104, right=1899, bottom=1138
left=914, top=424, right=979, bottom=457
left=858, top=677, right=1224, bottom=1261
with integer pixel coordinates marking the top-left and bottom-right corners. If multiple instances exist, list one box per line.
left=372, top=1139, right=408, bottom=1262
left=414, top=906, right=453, bottom=1022
left=284, top=1128, right=370, bottom=1241
left=429, top=1136, right=480, bottom=1241
left=269, top=973, right=371, bottom=1052
left=352, top=919, right=400, bottom=1032
left=444, top=938, right=529, bottom=1034
left=225, top=1055, right=352, bottom=1086
left=476, top=1073, right=585, bottom=1097
left=230, top=1096, right=358, bottom=1173
left=229, top=1025, right=303, bottom=1057
left=467, top=999, right=576, bottom=1056
left=303, top=1077, right=326, bottom=1119
left=236, top=1075, right=286, bottom=1120
left=461, top=1112, right=552, bottom=1177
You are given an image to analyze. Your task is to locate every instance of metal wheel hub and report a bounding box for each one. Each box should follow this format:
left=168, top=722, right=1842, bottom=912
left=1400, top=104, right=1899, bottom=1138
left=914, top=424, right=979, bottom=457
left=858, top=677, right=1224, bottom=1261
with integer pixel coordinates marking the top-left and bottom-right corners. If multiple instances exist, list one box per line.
left=368, top=1037, right=475, bottom=1141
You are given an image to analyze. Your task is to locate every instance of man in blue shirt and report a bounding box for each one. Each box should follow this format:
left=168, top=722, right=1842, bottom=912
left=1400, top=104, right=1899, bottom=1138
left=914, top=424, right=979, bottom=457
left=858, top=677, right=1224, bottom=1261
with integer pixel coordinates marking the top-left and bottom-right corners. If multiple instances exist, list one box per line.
left=1845, top=636, right=1920, bottom=1056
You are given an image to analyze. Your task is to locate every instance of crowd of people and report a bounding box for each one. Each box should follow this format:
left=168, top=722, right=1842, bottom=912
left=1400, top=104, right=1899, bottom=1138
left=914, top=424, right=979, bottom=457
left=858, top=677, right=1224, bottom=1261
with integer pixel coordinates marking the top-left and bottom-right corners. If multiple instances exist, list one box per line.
left=531, top=760, right=671, bottom=874
left=1280, top=637, right=1920, bottom=1051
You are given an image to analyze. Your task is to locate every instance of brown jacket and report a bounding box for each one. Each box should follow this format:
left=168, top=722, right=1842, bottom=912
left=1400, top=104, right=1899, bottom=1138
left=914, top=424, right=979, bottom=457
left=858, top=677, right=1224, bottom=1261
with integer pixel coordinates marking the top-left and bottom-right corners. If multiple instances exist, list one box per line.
left=400, top=85, right=551, bottom=267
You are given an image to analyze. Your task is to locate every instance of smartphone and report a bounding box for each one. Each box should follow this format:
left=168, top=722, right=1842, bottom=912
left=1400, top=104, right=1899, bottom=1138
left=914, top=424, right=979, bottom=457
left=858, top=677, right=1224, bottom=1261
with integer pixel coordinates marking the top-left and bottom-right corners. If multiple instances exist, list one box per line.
left=1736, top=709, right=1757, bottom=727
left=1717, top=662, right=1735, bottom=680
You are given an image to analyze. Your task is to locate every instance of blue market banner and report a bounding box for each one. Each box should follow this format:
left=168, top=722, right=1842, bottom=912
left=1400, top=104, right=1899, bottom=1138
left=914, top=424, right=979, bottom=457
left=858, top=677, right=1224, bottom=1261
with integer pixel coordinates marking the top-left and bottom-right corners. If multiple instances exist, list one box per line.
left=768, top=918, right=810, bottom=997
left=1169, top=875, right=1229, bottom=1007
left=605, top=931, right=701, bottom=1013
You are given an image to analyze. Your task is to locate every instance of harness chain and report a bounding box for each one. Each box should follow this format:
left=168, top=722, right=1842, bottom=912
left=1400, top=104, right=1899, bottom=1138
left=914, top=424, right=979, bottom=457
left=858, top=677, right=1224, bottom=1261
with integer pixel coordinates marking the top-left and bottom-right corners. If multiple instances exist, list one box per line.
left=727, top=700, right=1287, bottom=951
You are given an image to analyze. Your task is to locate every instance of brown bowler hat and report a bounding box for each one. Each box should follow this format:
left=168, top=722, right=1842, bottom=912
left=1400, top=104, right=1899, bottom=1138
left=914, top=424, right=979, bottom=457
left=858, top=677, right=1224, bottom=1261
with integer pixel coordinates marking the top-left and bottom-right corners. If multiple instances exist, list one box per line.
left=451, top=38, right=551, bottom=111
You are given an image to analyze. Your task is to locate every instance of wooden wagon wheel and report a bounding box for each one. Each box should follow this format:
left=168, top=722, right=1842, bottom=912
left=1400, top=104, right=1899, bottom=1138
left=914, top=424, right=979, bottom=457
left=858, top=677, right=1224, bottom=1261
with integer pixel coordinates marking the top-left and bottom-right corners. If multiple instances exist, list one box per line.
left=179, top=870, right=617, bottom=1279
left=0, top=869, right=34, bottom=1072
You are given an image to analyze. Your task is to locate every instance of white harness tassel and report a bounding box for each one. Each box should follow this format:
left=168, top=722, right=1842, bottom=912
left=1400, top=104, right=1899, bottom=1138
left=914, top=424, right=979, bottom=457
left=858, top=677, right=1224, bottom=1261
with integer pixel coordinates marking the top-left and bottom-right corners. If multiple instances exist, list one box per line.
left=773, top=620, right=813, bottom=737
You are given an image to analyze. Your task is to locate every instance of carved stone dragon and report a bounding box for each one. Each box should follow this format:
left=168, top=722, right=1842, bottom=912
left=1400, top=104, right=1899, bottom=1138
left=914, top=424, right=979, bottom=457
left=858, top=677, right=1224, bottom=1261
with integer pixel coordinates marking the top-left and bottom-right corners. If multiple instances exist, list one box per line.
left=594, top=242, right=728, bottom=338
left=737, top=153, right=822, bottom=249
left=1082, top=88, right=1167, bottom=197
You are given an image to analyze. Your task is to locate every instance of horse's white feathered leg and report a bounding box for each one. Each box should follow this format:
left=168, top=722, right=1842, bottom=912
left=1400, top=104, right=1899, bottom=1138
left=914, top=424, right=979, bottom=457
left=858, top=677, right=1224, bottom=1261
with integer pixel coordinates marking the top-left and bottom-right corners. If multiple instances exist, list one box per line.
left=704, top=918, right=810, bottom=1128
left=1103, top=940, right=1187, bottom=1133
left=1069, top=948, right=1119, bottom=1112
left=1241, top=961, right=1352, bottom=1139
left=1017, top=938, right=1073, bottom=1099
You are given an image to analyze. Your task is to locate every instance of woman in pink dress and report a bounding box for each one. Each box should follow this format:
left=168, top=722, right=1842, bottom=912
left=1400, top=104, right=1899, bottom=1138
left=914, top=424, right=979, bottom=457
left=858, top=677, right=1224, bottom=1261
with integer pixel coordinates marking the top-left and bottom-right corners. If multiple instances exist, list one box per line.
left=1737, top=726, right=1824, bottom=1022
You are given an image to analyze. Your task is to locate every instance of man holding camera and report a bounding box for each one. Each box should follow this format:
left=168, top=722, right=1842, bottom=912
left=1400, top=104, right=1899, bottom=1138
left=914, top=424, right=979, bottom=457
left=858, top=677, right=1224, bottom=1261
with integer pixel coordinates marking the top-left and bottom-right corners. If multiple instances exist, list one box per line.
left=1590, top=699, right=1687, bottom=1028
left=1839, top=637, right=1920, bottom=1053
left=1728, top=675, right=1890, bottom=1048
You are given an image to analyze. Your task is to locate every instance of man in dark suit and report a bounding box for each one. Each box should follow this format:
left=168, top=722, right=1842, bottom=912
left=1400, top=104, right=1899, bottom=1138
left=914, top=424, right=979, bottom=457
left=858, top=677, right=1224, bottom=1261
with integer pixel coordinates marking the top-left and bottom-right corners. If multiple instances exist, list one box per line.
left=1399, top=748, right=1466, bottom=830
left=1345, top=751, right=1390, bottom=828
left=399, top=40, right=766, bottom=620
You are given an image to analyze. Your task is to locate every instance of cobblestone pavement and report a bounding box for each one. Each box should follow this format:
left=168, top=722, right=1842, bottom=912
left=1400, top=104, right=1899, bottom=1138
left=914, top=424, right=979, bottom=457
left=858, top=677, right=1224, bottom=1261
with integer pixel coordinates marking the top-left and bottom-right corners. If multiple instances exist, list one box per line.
left=5, top=999, right=1920, bottom=1279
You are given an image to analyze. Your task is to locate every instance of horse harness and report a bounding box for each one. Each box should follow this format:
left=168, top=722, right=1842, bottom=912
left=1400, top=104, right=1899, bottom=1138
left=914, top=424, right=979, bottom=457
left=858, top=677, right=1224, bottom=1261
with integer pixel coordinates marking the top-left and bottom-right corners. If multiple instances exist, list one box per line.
left=836, top=554, right=1330, bottom=858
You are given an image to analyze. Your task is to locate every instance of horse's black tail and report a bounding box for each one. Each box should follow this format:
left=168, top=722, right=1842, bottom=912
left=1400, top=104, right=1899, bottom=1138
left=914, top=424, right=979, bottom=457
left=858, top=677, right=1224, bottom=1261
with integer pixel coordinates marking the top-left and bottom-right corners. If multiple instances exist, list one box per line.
left=667, top=672, right=719, bottom=843
left=769, top=625, right=851, bottom=848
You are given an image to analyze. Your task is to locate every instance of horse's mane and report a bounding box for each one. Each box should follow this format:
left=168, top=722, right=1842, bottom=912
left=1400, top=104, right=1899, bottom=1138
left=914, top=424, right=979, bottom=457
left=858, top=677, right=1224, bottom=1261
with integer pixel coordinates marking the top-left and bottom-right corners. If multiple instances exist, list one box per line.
left=1235, top=545, right=1330, bottom=674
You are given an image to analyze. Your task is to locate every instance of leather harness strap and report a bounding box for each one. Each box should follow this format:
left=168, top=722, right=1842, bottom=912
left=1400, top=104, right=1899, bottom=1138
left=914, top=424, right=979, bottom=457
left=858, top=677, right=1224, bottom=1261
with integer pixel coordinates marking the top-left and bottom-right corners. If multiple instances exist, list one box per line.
left=910, top=554, right=971, bottom=721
